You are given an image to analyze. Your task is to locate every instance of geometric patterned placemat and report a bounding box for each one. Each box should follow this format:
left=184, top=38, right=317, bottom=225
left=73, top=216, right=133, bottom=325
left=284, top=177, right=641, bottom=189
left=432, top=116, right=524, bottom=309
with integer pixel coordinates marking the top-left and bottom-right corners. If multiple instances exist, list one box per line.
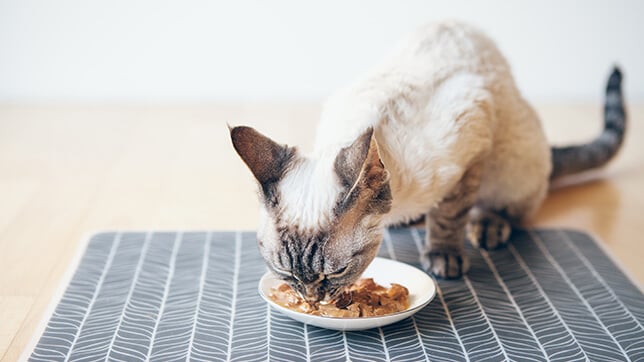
left=29, top=228, right=643, bottom=361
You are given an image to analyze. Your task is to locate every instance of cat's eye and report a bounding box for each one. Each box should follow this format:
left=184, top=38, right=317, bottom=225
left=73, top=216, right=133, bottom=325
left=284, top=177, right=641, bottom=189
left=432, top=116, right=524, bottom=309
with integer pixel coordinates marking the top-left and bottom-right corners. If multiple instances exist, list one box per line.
left=328, top=265, right=350, bottom=279
left=271, top=266, right=292, bottom=280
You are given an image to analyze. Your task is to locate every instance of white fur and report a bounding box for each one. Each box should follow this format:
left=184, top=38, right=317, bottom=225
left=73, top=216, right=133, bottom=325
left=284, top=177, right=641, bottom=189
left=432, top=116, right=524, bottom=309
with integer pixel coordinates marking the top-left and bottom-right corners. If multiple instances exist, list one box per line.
left=277, top=154, right=344, bottom=230
left=311, top=21, right=551, bottom=225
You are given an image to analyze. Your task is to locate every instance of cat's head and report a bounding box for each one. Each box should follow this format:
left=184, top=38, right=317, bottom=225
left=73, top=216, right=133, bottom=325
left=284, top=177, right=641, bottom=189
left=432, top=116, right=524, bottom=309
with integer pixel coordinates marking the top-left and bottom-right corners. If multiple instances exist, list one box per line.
left=230, top=126, right=391, bottom=302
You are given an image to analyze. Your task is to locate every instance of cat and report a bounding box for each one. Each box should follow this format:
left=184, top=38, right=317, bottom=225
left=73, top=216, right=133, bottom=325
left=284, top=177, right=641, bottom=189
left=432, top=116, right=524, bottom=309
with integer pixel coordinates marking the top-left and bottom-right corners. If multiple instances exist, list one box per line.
left=230, top=21, right=626, bottom=303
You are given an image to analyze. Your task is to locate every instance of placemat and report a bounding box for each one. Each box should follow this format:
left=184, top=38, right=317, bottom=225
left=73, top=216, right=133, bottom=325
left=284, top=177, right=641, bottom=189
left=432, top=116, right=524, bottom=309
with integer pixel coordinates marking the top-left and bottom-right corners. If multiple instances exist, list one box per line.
left=28, top=228, right=643, bottom=361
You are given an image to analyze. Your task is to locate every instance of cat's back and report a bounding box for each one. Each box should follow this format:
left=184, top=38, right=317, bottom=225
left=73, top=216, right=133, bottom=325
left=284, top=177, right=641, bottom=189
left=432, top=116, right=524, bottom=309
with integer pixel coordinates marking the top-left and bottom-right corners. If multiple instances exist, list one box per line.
left=316, top=21, right=510, bottom=152
left=387, top=20, right=510, bottom=80
left=316, top=21, right=509, bottom=150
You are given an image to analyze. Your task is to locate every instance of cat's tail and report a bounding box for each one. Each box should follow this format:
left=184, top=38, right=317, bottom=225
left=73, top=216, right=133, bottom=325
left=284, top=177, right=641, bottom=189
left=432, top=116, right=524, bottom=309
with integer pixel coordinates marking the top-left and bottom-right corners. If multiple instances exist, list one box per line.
left=550, top=66, right=627, bottom=180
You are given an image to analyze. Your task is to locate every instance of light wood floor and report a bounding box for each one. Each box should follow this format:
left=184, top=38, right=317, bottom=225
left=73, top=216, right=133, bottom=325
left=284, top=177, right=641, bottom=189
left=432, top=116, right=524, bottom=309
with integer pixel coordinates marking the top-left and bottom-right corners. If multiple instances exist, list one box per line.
left=1, top=103, right=642, bottom=361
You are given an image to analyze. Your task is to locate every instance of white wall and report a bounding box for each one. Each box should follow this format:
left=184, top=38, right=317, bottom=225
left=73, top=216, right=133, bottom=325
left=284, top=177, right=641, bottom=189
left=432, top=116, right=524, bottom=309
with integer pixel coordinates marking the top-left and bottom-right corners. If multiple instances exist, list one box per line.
left=1, top=0, right=642, bottom=102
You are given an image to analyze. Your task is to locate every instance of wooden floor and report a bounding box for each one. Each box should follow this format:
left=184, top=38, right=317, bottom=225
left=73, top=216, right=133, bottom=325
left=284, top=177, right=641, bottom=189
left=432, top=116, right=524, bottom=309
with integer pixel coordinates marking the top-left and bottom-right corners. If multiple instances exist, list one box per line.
left=1, top=102, right=642, bottom=361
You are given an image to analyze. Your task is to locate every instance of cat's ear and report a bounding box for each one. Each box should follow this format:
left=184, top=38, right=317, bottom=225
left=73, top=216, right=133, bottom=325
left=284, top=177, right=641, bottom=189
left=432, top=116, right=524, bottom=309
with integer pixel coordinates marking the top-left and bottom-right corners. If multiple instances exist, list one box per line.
left=230, top=126, right=295, bottom=189
left=334, top=127, right=388, bottom=192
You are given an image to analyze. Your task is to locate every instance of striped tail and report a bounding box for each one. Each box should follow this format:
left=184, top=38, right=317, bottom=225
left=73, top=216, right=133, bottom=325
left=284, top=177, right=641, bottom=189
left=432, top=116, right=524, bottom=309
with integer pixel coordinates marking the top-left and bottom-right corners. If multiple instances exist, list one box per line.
left=550, top=67, right=627, bottom=180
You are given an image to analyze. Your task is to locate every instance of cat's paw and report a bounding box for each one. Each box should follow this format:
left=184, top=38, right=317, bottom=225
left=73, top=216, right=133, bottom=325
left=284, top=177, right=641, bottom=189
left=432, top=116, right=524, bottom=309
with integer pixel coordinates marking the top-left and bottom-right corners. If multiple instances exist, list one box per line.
left=422, top=250, right=470, bottom=279
left=466, top=210, right=511, bottom=250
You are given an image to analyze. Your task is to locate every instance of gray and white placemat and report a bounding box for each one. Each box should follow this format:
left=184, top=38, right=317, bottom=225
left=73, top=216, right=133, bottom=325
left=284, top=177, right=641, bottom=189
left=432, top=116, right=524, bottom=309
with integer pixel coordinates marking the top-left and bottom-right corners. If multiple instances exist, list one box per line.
left=29, top=228, right=643, bottom=361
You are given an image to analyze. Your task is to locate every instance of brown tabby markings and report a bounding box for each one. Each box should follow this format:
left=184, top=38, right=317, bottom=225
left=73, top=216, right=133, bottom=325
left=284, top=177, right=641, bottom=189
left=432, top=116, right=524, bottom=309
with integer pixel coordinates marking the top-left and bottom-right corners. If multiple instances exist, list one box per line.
left=262, top=129, right=392, bottom=298
left=231, top=125, right=393, bottom=300
left=424, top=164, right=482, bottom=278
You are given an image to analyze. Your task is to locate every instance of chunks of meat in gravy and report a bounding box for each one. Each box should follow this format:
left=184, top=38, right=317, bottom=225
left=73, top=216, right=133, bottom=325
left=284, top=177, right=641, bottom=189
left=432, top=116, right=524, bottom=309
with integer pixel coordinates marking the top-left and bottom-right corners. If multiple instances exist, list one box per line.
left=269, top=278, right=409, bottom=317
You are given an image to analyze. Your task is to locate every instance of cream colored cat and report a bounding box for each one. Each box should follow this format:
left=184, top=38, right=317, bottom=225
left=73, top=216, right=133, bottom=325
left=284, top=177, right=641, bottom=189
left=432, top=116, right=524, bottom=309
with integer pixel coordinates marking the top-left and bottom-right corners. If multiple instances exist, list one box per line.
left=230, top=21, right=626, bottom=302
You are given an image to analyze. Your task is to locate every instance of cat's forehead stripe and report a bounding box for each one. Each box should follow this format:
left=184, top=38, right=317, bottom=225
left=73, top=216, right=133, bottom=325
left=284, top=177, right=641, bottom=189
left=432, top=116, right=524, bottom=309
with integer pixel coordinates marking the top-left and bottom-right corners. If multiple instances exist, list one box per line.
left=275, top=224, right=328, bottom=282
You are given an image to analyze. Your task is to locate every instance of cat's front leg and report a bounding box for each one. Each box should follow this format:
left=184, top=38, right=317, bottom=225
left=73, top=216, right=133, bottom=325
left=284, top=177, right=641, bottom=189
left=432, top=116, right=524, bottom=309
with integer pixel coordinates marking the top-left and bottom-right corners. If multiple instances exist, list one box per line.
left=422, top=165, right=482, bottom=279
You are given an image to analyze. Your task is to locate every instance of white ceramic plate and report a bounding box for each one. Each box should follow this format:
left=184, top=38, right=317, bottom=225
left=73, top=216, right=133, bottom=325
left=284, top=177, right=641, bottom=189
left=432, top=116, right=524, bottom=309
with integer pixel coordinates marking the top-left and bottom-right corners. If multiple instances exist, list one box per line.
left=258, top=257, right=436, bottom=331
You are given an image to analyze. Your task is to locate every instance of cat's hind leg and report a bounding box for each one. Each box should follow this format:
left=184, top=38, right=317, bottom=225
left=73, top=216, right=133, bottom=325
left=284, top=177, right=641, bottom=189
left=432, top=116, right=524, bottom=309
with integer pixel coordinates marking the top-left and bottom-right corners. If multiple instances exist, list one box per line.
left=467, top=181, right=548, bottom=250
left=423, top=164, right=482, bottom=279
left=466, top=207, right=511, bottom=250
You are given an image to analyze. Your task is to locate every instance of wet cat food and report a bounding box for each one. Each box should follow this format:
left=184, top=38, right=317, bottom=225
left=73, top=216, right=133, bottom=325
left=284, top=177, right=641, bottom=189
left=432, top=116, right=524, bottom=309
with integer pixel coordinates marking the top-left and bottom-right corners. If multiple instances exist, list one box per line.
left=270, top=278, right=409, bottom=317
